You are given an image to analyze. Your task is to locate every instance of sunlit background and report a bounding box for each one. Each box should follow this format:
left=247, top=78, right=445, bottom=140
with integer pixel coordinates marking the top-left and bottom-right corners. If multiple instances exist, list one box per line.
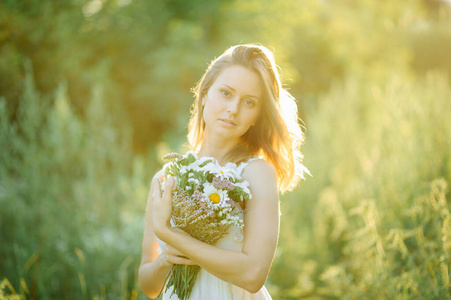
left=1, top=0, right=451, bottom=299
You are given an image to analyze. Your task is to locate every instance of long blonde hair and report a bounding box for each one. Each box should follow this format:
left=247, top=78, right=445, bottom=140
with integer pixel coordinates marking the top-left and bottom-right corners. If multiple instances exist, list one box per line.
left=188, top=44, right=309, bottom=192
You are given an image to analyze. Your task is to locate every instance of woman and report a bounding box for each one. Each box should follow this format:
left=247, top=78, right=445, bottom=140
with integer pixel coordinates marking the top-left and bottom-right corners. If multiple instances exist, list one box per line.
left=139, top=44, right=308, bottom=299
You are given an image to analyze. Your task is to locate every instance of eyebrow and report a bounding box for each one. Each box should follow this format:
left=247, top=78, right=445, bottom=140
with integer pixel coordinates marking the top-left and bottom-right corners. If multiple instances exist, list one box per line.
left=223, top=85, right=260, bottom=100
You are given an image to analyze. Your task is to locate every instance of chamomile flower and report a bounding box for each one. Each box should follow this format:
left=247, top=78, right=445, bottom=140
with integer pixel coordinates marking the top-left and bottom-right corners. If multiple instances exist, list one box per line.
left=224, top=162, right=237, bottom=169
left=202, top=182, right=229, bottom=207
left=202, top=162, right=240, bottom=180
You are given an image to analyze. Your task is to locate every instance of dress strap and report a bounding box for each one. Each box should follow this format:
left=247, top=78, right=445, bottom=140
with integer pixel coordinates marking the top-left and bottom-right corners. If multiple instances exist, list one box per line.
left=236, top=157, right=261, bottom=176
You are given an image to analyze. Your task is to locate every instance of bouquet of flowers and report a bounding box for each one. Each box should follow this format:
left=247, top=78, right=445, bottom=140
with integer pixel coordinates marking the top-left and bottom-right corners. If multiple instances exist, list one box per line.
left=159, top=151, right=252, bottom=300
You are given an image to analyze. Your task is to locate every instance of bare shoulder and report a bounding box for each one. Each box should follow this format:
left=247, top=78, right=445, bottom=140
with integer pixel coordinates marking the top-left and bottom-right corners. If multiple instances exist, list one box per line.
left=241, top=159, right=278, bottom=195
left=242, top=159, right=277, bottom=180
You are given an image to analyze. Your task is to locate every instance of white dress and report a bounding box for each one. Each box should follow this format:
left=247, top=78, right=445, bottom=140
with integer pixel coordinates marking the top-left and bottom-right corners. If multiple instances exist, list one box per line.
left=158, top=158, right=273, bottom=300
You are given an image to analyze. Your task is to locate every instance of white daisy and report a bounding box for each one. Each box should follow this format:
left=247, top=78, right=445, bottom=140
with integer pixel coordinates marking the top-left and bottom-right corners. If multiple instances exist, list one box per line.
left=202, top=182, right=230, bottom=207
left=202, top=162, right=240, bottom=180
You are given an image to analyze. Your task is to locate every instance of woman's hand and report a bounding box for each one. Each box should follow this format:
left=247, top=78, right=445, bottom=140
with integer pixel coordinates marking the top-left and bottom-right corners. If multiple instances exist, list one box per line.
left=151, top=176, right=175, bottom=239
left=164, top=243, right=197, bottom=266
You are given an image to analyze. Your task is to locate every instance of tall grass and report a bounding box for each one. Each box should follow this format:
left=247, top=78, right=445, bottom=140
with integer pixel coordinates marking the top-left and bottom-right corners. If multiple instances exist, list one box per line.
left=0, top=67, right=156, bottom=299
left=270, top=71, right=451, bottom=299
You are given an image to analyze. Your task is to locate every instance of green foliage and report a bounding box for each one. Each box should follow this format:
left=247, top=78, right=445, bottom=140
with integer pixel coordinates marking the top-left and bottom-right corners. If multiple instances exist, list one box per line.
left=0, top=69, right=156, bottom=299
left=270, top=72, right=451, bottom=299
left=2, top=0, right=451, bottom=151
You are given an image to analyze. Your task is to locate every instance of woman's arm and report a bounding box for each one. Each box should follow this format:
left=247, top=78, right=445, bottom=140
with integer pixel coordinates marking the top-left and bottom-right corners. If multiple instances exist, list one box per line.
left=153, top=160, right=279, bottom=293
left=138, top=174, right=196, bottom=298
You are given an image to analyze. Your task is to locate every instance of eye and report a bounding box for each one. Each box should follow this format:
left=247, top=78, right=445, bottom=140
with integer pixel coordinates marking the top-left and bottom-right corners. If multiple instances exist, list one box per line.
left=243, top=99, right=255, bottom=107
left=221, top=90, right=230, bottom=97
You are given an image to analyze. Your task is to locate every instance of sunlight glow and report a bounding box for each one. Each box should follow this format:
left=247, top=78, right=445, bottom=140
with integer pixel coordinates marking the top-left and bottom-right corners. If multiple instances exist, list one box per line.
left=83, top=0, right=102, bottom=18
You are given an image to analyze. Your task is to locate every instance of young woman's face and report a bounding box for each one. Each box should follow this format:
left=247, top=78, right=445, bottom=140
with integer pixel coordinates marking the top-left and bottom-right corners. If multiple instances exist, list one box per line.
left=202, top=65, right=263, bottom=143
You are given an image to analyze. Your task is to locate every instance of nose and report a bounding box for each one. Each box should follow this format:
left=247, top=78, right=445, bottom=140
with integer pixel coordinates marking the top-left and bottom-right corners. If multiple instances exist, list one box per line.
left=226, top=97, right=240, bottom=115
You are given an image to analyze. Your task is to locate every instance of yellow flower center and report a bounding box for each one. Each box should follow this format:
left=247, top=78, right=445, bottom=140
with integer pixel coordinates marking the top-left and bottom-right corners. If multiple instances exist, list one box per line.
left=220, top=171, right=224, bottom=174
left=209, top=193, right=221, bottom=204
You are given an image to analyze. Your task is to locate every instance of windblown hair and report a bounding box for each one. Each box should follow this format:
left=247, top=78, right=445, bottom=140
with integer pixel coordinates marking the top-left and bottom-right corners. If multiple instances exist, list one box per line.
left=188, top=44, right=309, bottom=192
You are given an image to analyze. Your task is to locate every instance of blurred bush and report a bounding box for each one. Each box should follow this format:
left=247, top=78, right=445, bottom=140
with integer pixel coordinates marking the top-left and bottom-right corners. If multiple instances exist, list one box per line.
left=0, top=66, right=158, bottom=299
left=271, top=72, right=451, bottom=299
left=2, top=0, right=450, bottom=151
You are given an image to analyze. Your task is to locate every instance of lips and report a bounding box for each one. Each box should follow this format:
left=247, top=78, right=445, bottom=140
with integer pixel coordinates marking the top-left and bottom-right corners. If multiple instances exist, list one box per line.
left=219, top=118, right=237, bottom=126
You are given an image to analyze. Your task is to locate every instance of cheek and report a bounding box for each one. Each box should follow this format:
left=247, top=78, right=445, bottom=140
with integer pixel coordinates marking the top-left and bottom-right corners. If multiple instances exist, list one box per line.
left=203, top=95, right=223, bottom=117
left=202, top=98, right=215, bottom=124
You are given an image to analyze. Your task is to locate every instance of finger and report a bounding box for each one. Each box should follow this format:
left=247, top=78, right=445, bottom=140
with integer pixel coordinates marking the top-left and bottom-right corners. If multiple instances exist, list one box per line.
left=146, top=178, right=160, bottom=214
left=150, top=177, right=162, bottom=199
left=166, top=254, right=197, bottom=266
left=162, top=176, right=175, bottom=201
left=166, top=245, right=191, bottom=258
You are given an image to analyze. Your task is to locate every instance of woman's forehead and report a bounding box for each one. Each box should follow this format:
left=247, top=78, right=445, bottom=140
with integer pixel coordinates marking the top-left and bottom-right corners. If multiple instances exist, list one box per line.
left=212, top=65, right=263, bottom=98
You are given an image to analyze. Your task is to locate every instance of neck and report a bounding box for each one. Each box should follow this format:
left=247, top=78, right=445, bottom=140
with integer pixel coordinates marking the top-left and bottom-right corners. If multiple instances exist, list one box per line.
left=197, top=134, right=238, bottom=166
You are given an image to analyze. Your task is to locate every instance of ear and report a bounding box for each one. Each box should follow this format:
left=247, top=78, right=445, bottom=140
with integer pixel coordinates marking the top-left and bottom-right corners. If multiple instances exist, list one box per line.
left=201, top=96, right=206, bottom=106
